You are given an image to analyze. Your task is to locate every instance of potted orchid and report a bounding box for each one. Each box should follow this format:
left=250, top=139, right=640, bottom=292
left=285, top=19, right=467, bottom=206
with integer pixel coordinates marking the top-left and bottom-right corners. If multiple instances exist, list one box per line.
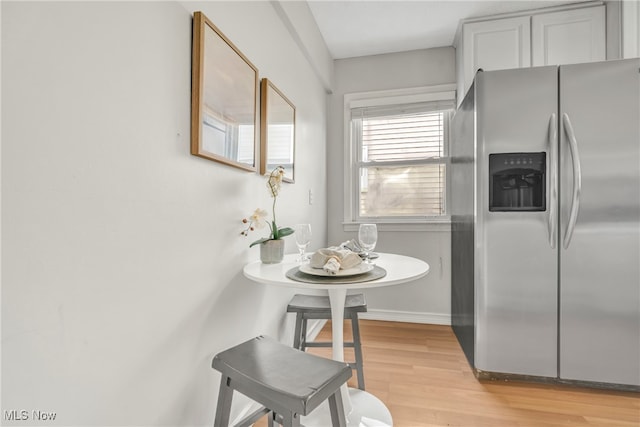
left=241, top=166, right=294, bottom=263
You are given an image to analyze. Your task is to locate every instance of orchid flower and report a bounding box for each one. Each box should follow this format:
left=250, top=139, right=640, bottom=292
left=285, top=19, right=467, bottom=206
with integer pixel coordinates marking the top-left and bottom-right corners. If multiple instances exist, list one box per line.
left=241, top=166, right=294, bottom=247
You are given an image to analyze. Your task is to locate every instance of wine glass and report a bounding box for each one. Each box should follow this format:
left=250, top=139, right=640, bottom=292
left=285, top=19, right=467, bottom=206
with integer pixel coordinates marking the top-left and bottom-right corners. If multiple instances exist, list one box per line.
left=358, top=224, right=378, bottom=263
left=294, top=224, right=312, bottom=262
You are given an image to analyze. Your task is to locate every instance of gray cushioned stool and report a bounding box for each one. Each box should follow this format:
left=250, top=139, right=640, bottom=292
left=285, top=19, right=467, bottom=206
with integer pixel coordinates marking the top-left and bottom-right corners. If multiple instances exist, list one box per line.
left=212, top=335, right=351, bottom=427
left=287, top=293, right=367, bottom=390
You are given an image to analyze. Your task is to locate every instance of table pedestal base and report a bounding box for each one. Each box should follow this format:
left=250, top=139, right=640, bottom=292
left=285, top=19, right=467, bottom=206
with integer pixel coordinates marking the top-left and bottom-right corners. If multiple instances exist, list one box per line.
left=301, top=388, right=392, bottom=427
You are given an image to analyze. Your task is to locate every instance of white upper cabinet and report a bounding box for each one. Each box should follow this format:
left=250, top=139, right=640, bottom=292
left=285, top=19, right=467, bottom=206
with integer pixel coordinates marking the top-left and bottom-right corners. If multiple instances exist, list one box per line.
left=456, top=2, right=608, bottom=105
left=532, top=6, right=605, bottom=66
left=462, top=16, right=531, bottom=90
left=622, top=0, right=640, bottom=58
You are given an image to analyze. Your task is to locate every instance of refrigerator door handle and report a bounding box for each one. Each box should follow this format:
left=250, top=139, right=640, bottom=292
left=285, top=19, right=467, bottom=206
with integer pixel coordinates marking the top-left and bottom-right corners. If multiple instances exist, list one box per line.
left=562, top=113, right=582, bottom=249
left=548, top=113, right=558, bottom=249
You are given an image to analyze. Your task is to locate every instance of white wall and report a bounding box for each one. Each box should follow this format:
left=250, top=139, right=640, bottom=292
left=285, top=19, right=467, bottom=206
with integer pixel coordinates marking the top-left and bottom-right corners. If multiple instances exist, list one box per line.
left=271, top=1, right=335, bottom=90
left=1, top=1, right=329, bottom=425
left=327, top=48, right=456, bottom=324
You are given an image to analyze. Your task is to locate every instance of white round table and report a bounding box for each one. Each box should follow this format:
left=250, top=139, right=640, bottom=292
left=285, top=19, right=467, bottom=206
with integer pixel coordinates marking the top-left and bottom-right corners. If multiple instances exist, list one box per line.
left=243, top=252, right=430, bottom=426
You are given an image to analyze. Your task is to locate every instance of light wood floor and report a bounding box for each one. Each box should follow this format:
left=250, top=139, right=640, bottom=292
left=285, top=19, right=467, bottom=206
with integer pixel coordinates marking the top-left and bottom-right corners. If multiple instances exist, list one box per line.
left=257, top=320, right=639, bottom=427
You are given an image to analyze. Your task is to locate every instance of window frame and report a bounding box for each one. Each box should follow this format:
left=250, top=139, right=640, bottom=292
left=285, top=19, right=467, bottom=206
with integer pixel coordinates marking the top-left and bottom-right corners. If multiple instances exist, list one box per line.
left=343, top=84, right=456, bottom=231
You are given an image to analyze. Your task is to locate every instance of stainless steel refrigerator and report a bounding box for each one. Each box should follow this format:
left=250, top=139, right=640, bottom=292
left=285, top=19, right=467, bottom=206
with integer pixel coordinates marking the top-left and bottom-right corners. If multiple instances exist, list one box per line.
left=451, top=58, right=640, bottom=389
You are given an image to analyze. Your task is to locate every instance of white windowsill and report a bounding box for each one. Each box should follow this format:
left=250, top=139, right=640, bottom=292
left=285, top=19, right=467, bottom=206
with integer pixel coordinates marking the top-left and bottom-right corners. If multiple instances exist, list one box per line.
left=343, top=218, right=451, bottom=232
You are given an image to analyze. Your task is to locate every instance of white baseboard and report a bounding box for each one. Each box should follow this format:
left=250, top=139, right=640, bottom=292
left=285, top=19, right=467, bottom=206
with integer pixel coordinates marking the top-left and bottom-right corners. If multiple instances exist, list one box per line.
left=305, top=319, right=328, bottom=341
left=359, top=309, right=451, bottom=325
left=305, top=310, right=451, bottom=332
left=304, top=310, right=451, bottom=336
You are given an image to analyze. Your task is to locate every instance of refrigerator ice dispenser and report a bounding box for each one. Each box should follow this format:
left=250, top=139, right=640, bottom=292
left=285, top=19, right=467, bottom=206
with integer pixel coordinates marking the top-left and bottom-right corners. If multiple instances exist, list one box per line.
left=489, top=152, right=546, bottom=211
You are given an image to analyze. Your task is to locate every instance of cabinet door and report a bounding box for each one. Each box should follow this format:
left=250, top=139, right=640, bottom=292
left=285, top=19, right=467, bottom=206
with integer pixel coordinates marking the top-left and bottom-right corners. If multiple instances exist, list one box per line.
left=532, top=6, right=605, bottom=66
left=462, top=16, right=531, bottom=95
left=622, top=0, right=640, bottom=58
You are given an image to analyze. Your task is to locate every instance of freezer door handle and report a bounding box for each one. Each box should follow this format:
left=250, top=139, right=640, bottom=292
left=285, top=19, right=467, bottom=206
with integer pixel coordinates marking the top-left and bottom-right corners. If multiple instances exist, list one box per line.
left=562, top=113, right=582, bottom=249
left=548, top=113, right=558, bottom=249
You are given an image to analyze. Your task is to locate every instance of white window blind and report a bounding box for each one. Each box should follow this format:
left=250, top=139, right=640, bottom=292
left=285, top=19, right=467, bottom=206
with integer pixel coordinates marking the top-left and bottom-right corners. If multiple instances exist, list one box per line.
left=351, top=100, right=454, bottom=219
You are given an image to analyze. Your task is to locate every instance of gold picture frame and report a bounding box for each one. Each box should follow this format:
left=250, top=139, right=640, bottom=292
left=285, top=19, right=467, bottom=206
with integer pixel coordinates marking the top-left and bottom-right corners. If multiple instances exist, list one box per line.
left=260, top=79, right=296, bottom=183
left=191, top=11, right=259, bottom=171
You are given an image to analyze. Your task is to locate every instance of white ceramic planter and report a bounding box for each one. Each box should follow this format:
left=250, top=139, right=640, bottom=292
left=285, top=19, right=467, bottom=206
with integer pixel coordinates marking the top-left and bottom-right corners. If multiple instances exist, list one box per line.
left=260, top=239, right=285, bottom=264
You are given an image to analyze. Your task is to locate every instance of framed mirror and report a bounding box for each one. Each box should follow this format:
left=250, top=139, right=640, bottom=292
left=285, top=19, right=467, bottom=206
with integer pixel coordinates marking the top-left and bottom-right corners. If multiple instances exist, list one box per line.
left=191, top=11, right=259, bottom=171
left=260, top=79, right=296, bottom=183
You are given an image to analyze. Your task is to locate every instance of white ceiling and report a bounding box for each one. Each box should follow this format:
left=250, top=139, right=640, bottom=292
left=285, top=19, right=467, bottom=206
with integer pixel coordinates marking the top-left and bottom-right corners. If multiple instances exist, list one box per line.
left=307, top=0, right=587, bottom=59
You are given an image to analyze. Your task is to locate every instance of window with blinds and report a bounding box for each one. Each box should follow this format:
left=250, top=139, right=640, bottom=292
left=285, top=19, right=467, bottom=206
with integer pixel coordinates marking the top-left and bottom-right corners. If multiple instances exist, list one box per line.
left=351, top=100, right=453, bottom=220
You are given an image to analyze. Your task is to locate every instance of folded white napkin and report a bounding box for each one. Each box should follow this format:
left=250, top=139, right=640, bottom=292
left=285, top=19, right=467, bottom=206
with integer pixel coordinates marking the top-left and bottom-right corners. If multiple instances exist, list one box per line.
left=322, top=257, right=342, bottom=275
left=339, top=239, right=363, bottom=253
left=310, top=248, right=363, bottom=275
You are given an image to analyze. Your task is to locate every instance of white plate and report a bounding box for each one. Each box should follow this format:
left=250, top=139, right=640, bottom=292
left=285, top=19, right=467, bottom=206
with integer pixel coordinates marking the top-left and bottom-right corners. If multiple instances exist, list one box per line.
left=299, top=263, right=374, bottom=277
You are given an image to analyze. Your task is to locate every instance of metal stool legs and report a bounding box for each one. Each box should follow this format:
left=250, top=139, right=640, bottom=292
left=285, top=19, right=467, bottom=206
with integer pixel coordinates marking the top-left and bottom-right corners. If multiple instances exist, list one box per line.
left=291, top=304, right=366, bottom=390
left=349, top=311, right=365, bottom=390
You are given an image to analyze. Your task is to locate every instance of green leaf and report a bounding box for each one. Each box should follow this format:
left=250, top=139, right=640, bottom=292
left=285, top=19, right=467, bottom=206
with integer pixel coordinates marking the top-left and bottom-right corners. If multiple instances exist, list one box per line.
left=249, top=227, right=292, bottom=248
left=249, top=237, right=272, bottom=248
left=278, top=227, right=294, bottom=238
